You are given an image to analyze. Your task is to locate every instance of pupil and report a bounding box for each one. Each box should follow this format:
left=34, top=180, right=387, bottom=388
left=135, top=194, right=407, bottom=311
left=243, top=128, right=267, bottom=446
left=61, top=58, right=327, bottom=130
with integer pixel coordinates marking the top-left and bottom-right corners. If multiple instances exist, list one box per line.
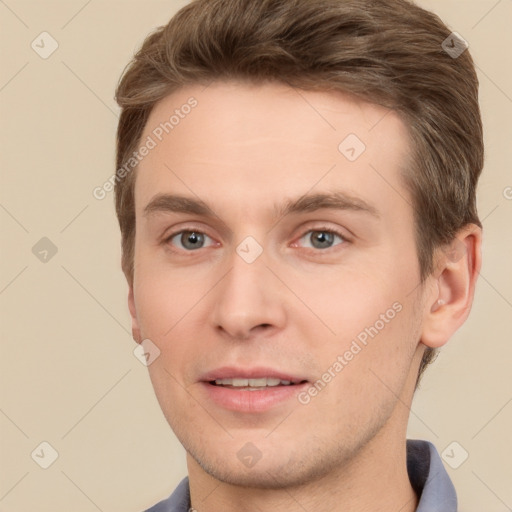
left=182, top=231, right=203, bottom=249
left=312, top=231, right=333, bottom=249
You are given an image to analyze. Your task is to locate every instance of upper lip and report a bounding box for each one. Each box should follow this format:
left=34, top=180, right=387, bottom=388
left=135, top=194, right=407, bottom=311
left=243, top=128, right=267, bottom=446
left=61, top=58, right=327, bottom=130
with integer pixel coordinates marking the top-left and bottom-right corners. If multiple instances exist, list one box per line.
left=200, top=366, right=309, bottom=383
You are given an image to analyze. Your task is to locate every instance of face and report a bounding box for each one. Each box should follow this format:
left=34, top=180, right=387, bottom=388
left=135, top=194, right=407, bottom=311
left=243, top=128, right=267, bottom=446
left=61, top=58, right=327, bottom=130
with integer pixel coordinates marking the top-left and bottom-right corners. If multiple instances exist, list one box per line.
left=129, top=81, right=429, bottom=487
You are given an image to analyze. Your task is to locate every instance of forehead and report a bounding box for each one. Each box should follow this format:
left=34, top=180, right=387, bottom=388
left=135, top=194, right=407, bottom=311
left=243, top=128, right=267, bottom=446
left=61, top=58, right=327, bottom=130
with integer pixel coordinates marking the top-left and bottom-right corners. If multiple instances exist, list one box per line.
left=135, top=80, right=412, bottom=220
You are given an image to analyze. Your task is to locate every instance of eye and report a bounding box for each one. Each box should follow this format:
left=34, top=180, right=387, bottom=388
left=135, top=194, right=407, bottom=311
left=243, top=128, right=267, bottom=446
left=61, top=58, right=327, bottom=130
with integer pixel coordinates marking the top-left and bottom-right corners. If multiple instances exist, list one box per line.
left=297, top=229, right=345, bottom=250
left=168, top=230, right=215, bottom=251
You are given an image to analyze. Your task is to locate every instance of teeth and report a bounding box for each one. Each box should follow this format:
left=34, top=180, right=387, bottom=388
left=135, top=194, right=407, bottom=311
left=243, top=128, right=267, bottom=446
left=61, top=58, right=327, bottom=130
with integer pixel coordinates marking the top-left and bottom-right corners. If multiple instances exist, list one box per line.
left=214, top=377, right=293, bottom=387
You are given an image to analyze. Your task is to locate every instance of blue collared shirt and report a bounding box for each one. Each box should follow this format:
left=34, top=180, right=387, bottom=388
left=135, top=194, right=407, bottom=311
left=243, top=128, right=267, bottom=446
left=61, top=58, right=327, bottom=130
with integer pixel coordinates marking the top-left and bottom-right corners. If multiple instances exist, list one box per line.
left=145, top=439, right=457, bottom=511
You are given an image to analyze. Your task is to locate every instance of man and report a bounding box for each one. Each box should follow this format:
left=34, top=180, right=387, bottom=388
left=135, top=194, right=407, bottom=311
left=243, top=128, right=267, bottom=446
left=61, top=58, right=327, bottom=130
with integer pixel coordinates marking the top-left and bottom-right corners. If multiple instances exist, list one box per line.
left=114, top=0, right=483, bottom=510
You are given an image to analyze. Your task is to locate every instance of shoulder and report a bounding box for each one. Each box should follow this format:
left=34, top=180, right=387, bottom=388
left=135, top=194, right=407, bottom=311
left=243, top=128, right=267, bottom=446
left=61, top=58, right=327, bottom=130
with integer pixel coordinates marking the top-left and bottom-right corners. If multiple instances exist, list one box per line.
left=144, top=477, right=190, bottom=512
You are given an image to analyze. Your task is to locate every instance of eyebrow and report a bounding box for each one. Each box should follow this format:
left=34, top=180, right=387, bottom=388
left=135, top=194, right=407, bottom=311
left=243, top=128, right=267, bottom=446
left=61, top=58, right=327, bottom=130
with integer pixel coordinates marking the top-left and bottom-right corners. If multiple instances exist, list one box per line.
left=143, top=191, right=379, bottom=220
left=278, top=191, right=379, bottom=219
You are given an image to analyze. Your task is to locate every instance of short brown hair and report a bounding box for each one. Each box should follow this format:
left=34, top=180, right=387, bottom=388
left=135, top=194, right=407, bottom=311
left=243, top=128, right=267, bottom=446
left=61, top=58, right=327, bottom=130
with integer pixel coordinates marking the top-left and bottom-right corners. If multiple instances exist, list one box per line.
left=114, top=0, right=483, bottom=385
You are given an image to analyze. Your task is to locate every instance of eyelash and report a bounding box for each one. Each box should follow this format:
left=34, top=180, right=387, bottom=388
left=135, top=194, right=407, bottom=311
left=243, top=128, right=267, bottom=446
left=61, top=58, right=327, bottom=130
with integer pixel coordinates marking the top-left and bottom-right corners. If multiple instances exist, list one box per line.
left=294, top=228, right=347, bottom=251
left=163, top=225, right=349, bottom=253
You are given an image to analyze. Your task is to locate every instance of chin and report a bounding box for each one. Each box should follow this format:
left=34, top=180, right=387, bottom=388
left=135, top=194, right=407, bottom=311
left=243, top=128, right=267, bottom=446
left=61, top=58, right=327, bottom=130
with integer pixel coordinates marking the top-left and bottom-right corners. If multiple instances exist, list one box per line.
left=185, top=437, right=348, bottom=490
left=195, top=456, right=326, bottom=489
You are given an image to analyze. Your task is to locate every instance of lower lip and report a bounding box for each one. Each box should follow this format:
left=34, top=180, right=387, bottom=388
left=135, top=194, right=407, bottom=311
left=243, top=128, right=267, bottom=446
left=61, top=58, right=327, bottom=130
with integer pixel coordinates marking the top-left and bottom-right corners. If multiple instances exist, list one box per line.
left=200, top=381, right=309, bottom=413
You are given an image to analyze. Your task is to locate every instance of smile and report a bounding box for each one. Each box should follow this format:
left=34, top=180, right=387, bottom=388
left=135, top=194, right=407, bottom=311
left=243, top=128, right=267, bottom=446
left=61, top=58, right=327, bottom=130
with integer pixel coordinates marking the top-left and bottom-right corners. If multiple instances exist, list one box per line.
left=212, top=377, right=305, bottom=389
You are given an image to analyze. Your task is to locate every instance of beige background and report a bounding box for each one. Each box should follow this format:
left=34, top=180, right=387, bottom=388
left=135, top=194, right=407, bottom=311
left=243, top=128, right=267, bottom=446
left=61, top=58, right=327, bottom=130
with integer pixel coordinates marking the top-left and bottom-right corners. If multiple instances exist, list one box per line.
left=1, top=0, right=511, bottom=510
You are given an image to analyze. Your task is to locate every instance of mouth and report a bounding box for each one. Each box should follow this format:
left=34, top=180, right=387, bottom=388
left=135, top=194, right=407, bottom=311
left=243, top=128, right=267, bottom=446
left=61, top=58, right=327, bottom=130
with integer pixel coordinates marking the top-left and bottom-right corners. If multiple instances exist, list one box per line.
left=208, top=377, right=308, bottom=391
left=200, top=367, right=310, bottom=412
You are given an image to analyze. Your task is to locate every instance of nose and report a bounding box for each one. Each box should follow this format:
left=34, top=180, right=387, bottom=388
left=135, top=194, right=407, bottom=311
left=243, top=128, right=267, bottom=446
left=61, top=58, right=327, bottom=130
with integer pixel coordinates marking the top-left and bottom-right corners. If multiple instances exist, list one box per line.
left=211, top=249, right=287, bottom=340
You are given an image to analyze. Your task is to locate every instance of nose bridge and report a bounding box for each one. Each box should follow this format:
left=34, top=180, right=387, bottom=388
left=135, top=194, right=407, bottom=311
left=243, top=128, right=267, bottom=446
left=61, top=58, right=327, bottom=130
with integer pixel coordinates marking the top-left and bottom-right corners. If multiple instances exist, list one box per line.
left=211, top=246, right=286, bottom=338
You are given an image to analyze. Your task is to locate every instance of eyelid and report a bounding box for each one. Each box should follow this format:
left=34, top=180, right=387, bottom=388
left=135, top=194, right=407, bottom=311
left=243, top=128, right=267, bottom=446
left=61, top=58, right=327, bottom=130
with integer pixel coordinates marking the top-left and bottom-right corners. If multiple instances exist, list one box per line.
left=163, top=225, right=219, bottom=252
left=162, top=223, right=215, bottom=242
left=292, top=222, right=352, bottom=244
left=291, top=229, right=346, bottom=251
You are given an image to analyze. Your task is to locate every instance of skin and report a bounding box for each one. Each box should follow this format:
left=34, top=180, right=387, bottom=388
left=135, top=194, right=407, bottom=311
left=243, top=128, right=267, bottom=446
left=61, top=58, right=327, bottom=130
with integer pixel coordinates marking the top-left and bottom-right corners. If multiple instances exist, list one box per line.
left=127, top=81, right=481, bottom=512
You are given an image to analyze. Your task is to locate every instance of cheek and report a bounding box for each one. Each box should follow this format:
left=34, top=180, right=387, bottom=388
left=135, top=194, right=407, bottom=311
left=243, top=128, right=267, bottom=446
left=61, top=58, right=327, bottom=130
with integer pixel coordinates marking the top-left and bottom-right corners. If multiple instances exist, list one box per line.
left=303, top=298, right=420, bottom=436
left=312, top=267, right=407, bottom=340
left=298, top=229, right=419, bottom=344
left=133, top=246, right=207, bottom=339
left=134, top=276, right=175, bottom=339
left=133, top=255, right=213, bottom=387
left=309, top=256, right=421, bottom=387
left=335, top=295, right=420, bottom=396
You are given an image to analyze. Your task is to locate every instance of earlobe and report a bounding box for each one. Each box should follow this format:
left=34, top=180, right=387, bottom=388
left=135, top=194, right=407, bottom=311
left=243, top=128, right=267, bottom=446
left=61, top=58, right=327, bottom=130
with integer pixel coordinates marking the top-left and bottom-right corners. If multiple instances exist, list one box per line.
left=128, top=285, right=142, bottom=344
left=421, top=224, right=482, bottom=349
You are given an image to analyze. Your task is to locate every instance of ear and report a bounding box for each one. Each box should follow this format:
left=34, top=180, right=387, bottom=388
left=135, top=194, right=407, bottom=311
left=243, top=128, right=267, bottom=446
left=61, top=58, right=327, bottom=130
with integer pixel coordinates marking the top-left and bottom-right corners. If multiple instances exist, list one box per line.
left=421, top=224, right=482, bottom=348
left=128, top=284, right=142, bottom=344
